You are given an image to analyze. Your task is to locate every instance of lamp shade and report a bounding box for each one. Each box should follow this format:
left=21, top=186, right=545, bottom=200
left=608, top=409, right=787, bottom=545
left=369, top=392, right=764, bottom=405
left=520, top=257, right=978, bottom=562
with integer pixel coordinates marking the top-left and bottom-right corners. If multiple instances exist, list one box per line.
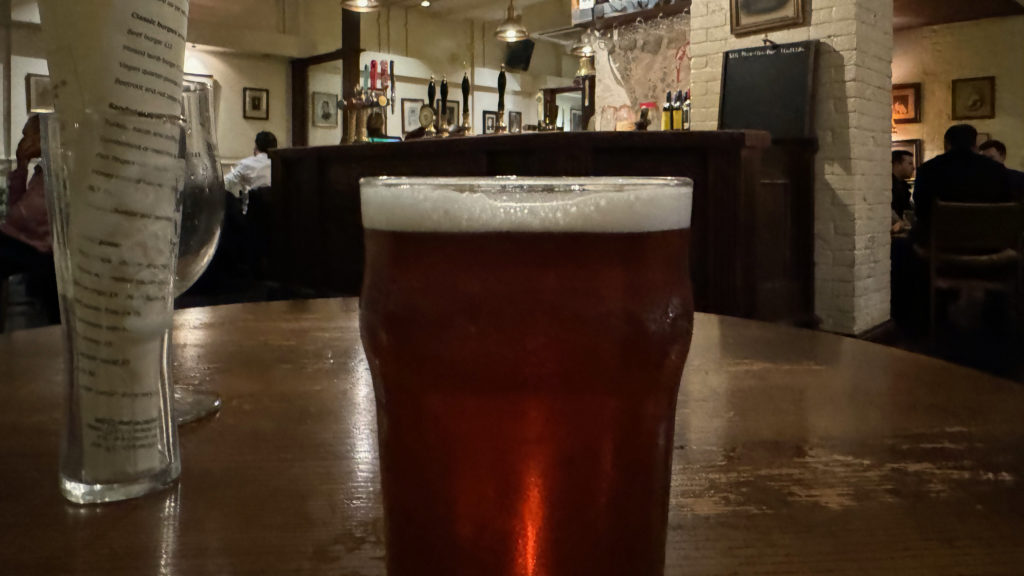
left=495, top=0, right=528, bottom=42
left=343, top=0, right=380, bottom=13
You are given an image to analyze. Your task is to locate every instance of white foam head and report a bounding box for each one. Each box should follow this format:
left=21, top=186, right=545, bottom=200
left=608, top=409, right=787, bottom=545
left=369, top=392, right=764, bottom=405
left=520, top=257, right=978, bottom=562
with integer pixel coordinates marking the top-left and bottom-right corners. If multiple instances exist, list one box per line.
left=360, top=177, right=692, bottom=233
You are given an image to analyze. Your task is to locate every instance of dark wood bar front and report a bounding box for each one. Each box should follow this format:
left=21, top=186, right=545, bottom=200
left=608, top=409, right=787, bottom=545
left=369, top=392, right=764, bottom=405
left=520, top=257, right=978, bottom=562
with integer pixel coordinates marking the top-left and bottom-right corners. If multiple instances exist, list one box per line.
left=270, top=131, right=815, bottom=324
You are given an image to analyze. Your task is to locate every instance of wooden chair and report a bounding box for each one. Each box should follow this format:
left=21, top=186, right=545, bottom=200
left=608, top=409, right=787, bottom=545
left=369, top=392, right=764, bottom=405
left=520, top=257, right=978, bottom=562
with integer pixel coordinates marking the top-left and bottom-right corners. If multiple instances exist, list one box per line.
left=916, top=201, right=1023, bottom=345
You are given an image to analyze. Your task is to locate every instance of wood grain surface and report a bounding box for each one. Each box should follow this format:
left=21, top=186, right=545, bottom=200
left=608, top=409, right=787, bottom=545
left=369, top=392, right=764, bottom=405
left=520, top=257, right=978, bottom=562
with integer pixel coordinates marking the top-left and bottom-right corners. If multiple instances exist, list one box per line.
left=1, top=298, right=1022, bottom=575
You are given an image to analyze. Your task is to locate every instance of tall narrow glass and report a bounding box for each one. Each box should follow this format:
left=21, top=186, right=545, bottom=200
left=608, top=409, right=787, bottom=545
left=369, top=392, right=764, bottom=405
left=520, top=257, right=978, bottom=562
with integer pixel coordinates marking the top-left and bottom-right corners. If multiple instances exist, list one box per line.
left=43, top=111, right=184, bottom=504
left=359, top=176, right=694, bottom=576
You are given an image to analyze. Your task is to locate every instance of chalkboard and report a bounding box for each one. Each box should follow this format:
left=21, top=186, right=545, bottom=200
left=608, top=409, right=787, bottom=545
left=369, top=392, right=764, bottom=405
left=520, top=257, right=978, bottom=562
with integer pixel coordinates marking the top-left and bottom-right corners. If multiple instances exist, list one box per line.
left=719, top=40, right=817, bottom=139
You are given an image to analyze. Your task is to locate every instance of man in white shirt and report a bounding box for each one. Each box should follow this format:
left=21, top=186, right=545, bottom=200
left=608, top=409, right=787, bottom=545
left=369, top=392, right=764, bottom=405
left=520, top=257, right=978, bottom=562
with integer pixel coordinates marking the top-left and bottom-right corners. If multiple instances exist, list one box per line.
left=224, top=131, right=276, bottom=197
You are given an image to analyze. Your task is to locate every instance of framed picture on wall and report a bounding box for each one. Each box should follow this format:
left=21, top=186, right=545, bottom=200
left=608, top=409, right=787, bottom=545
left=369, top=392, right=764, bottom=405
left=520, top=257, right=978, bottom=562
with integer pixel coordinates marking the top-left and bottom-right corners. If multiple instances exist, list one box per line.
left=509, top=111, right=522, bottom=133
left=444, top=100, right=460, bottom=129
left=892, top=139, right=922, bottom=168
left=243, top=87, right=270, bottom=120
left=312, top=92, right=338, bottom=127
left=892, top=83, right=921, bottom=124
left=483, top=110, right=498, bottom=134
left=402, top=98, right=424, bottom=135
left=952, top=76, right=995, bottom=120
left=25, top=73, right=54, bottom=113
left=730, top=0, right=804, bottom=35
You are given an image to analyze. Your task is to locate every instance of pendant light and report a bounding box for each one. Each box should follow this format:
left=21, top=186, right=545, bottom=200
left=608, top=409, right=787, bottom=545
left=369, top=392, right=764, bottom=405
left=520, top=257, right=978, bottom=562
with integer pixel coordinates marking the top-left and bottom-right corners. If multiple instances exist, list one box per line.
left=495, top=0, right=528, bottom=42
left=342, top=0, right=381, bottom=13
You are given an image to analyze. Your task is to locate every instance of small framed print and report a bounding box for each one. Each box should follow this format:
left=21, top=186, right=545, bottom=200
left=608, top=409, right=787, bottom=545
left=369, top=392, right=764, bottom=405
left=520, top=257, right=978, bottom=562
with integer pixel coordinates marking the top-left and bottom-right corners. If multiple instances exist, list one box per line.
left=892, top=139, right=922, bottom=168
left=892, top=83, right=921, bottom=124
left=731, top=0, right=804, bottom=35
left=401, top=98, right=424, bottom=134
left=508, top=111, right=522, bottom=133
left=243, top=87, right=270, bottom=120
left=312, top=92, right=338, bottom=127
left=952, top=76, right=995, bottom=120
left=25, top=73, right=54, bottom=113
left=444, top=100, right=460, bottom=129
left=483, top=110, right=498, bottom=134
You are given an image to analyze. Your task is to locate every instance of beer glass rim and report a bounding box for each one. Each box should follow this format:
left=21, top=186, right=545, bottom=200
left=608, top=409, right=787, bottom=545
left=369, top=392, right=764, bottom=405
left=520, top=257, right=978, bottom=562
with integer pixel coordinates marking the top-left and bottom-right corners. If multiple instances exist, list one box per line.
left=360, top=176, right=693, bottom=233
left=361, top=175, right=691, bottom=192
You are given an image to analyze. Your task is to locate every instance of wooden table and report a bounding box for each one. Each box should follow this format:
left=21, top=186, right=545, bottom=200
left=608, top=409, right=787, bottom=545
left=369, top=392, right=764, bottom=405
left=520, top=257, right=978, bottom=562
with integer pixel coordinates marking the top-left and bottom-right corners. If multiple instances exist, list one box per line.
left=2, top=299, right=1022, bottom=575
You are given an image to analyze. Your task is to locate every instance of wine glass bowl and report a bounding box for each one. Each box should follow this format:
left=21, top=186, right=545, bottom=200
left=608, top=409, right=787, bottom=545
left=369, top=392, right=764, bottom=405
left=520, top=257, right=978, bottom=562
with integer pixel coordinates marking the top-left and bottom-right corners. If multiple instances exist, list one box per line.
left=173, top=81, right=226, bottom=425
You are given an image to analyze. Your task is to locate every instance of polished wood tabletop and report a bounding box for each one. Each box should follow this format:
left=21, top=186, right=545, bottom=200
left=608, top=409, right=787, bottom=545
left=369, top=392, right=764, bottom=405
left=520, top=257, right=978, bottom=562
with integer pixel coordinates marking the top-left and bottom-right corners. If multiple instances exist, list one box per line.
left=1, top=298, right=1022, bottom=575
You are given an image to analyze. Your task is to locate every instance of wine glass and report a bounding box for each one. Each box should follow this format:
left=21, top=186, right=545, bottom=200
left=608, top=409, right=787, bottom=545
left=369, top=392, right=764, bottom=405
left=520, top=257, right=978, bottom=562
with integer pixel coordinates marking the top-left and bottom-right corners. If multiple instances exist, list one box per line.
left=173, top=81, right=226, bottom=425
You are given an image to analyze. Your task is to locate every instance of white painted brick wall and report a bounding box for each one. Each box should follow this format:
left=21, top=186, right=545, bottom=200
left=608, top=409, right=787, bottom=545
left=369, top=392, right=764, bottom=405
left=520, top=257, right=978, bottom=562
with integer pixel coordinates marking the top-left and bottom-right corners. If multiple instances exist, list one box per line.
left=690, top=0, right=892, bottom=334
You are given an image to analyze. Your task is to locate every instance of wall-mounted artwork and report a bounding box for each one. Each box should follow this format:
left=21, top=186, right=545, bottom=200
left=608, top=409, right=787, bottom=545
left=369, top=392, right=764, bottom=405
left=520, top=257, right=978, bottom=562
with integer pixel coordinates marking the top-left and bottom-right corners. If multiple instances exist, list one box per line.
left=892, top=139, right=922, bottom=168
left=731, top=0, right=804, bottom=35
left=25, top=73, right=54, bottom=113
left=892, top=83, right=921, bottom=124
left=444, top=100, right=460, bottom=129
left=243, top=87, right=270, bottom=120
left=952, top=76, right=995, bottom=120
left=483, top=110, right=498, bottom=134
left=509, top=111, right=522, bottom=133
left=401, top=99, right=423, bottom=135
left=312, top=92, right=338, bottom=127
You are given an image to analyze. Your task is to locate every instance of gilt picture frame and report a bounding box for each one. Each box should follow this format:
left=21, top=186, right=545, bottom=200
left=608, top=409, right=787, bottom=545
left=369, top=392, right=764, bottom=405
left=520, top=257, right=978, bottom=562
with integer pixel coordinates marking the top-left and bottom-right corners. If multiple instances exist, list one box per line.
left=730, top=0, right=804, bottom=35
left=892, top=83, right=921, bottom=124
left=243, top=87, right=270, bottom=120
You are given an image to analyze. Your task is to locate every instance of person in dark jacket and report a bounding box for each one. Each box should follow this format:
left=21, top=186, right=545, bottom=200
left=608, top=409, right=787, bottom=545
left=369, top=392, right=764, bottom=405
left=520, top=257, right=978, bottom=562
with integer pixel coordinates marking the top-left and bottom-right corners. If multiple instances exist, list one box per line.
left=979, top=139, right=1024, bottom=201
left=891, top=149, right=915, bottom=218
left=912, top=124, right=1011, bottom=244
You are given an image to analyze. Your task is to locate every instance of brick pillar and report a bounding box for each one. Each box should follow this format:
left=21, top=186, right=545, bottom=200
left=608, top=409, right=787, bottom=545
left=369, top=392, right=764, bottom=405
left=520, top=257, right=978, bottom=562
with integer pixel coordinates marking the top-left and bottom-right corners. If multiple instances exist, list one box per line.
left=689, top=0, right=893, bottom=334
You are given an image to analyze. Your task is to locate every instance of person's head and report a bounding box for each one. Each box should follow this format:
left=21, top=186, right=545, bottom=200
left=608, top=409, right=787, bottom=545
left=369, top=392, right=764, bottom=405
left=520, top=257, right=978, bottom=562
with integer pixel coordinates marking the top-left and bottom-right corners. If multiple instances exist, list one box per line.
left=16, top=114, right=41, bottom=165
left=367, top=112, right=385, bottom=137
left=892, top=150, right=915, bottom=179
left=943, top=124, right=978, bottom=152
left=979, top=139, right=1007, bottom=164
left=254, top=131, right=278, bottom=154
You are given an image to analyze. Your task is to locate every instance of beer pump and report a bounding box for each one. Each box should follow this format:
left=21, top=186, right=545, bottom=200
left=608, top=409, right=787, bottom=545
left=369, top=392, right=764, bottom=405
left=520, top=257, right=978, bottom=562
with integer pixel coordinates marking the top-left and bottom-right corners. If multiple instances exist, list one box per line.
left=341, top=60, right=392, bottom=144
left=423, top=75, right=437, bottom=137
left=495, top=64, right=508, bottom=134
left=438, top=75, right=450, bottom=137
left=460, top=72, right=472, bottom=135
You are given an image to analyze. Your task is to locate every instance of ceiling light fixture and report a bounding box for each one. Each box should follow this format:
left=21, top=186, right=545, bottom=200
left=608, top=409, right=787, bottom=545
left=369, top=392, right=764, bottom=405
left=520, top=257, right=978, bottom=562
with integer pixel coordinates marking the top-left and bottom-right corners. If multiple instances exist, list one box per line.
left=342, top=0, right=381, bottom=13
left=495, top=0, right=528, bottom=42
left=420, top=0, right=430, bottom=5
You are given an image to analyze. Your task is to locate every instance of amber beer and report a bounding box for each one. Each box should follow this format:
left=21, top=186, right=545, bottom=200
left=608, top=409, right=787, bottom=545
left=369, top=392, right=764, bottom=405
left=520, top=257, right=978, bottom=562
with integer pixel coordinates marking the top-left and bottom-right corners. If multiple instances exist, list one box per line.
left=359, top=177, right=694, bottom=576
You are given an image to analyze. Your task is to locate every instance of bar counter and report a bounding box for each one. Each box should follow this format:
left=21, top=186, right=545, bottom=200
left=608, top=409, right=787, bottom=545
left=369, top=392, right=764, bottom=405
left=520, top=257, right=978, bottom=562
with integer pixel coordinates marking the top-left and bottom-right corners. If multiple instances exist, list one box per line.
left=270, top=131, right=816, bottom=324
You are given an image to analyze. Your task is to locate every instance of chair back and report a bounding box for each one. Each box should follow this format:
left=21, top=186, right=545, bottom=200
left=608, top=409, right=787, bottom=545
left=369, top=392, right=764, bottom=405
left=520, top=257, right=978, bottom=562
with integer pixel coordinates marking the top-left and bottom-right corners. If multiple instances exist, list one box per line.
left=931, top=201, right=1023, bottom=254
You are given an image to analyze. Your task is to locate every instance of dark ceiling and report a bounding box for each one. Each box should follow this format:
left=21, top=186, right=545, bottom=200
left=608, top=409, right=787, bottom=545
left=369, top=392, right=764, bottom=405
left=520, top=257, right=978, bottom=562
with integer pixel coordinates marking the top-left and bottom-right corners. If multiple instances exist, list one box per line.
left=894, top=0, right=1024, bottom=30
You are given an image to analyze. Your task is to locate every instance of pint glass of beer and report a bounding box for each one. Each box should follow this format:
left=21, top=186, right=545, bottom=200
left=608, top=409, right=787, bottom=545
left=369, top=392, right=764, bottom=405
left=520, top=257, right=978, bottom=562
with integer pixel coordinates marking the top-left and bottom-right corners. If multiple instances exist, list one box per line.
left=360, top=177, right=694, bottom=576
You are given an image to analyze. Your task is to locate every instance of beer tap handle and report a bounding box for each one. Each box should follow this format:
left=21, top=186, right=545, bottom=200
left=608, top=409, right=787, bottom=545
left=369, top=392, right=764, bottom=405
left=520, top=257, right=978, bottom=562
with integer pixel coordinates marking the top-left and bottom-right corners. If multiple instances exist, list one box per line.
left=427, top=75, right=436, bottom=110
left=389, top=61, right=397, bottom=114
left=461, top=72, right=470, bottom=117
left=370, top=59, right=377, bottom=91
left=497, top=64, right=506, bottom=112
left=362, top=64, right=369, bottom=92
left=440, top=75, right=448, bottom=117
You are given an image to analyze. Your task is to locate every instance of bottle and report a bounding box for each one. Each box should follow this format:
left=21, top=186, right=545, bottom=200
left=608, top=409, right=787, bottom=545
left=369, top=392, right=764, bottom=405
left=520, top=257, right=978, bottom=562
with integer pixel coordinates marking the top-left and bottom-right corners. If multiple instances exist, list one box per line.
left=661, top=91, right=672, bottom=131
left=682, top=89, right=691, bottom=131
left=672, top=90, right=683, bottom=131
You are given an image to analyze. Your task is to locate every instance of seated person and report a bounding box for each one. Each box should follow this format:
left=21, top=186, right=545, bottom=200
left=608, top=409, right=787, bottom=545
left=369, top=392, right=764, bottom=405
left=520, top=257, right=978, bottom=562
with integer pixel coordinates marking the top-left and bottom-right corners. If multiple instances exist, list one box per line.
left=1, top=115, right=58, bottom=323
left=891, top=149, right=914, bottom=225
left=979, top=139, right=1024, bottom=201
left=224, top=131, right=276, bottom=197
left=912, top=124, right=1010, bottom=244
